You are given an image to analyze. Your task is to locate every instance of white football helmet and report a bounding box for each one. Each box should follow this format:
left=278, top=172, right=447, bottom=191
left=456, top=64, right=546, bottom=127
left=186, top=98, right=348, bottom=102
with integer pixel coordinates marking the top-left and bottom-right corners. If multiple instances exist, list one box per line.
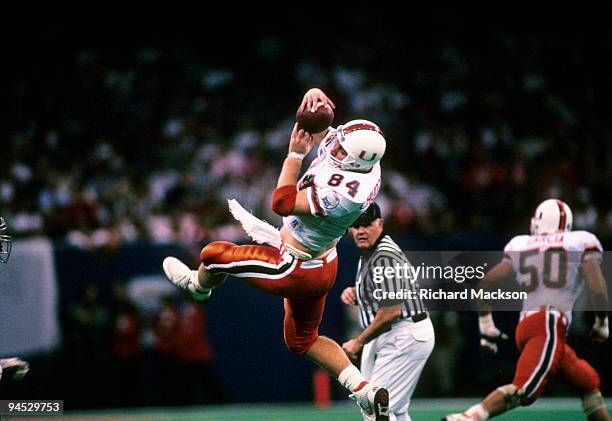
left=530, top=199, right=573, bottom=235
left=0, top=217, right=11, bottom=264
left=318, top=119, right=386, bottom=171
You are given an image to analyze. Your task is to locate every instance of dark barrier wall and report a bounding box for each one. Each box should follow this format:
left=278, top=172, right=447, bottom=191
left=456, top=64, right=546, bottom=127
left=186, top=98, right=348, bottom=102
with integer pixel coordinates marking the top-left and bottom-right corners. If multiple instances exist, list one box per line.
left=54, top=241, right=350, bottom=403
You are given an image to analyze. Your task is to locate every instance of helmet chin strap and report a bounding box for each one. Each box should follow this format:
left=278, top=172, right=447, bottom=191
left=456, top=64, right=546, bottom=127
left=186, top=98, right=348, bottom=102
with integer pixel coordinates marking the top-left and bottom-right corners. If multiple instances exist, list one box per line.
left=319, top=136, right=349, bottom=169
left=327, top=141, right=367, bottom=171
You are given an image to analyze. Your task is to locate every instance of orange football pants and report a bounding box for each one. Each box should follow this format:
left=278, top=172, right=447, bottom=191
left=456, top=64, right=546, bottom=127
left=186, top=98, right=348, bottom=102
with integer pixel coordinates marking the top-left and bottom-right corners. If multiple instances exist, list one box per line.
left=513, top=309, right=600, bottom=405
left=200, top=241, right=338, bottom=355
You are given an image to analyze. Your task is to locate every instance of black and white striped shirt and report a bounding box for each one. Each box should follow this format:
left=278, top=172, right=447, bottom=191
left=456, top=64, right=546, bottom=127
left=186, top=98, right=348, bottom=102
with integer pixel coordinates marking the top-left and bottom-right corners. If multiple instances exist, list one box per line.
left=355, top=234, right=427, bottom=328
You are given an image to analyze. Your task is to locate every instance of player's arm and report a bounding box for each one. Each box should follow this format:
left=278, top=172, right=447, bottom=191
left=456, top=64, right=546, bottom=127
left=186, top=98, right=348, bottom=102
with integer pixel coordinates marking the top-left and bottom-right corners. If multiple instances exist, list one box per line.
left=342, top=305, right=402, bottom=361
left=0, top=358, right=29, bottom=381
left=477, top=258, right=516, bottom=313
left=477, top=258, right=515, bottom=353
left=272, top=123, right=314, bottom=216
left=354, top=305, right=402, bottom=344
left=342, top=252, right=406, bottom=359
left=580, top=259, right=609, bottom=342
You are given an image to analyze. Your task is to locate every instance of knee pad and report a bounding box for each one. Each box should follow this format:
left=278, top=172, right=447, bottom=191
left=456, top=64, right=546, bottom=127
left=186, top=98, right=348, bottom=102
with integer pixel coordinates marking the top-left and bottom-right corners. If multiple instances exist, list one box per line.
left=200, top=241, right=235, bottom=265
left=582, top=390, right=607, bottom=417
left=496, top=384, right=525, bottom=410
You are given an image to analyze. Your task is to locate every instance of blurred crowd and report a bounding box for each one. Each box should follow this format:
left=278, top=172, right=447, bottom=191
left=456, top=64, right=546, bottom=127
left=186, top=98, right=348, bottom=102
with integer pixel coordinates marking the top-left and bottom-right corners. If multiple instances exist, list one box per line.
left=63, top=281, right=224, bottom=408
left=3, top=22, right=611, bottom=253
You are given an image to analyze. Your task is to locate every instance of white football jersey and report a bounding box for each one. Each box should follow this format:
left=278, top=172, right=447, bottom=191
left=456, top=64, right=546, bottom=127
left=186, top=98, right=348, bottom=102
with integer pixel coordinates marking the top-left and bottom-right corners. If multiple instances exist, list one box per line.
left=503, top=230, right=603, bottom=320
left=283, top=131, right=381, bottom=252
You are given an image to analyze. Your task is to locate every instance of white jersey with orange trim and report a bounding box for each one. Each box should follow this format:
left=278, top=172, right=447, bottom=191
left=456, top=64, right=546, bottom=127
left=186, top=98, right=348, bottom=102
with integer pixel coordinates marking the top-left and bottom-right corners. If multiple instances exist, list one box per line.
left=503, top=230, right=603, bottom=322
left=283, top=131, right=381, bottom=252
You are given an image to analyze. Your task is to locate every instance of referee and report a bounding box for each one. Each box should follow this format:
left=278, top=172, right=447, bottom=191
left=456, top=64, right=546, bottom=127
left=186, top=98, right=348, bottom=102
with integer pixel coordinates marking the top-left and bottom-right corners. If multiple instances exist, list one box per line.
left=341, top=203, right=435, bottom=421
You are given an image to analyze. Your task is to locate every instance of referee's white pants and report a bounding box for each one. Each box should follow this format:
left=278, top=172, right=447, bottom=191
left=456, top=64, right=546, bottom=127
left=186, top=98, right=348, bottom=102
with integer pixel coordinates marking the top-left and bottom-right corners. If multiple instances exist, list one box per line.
left=360, top=317, right=435, bottom=421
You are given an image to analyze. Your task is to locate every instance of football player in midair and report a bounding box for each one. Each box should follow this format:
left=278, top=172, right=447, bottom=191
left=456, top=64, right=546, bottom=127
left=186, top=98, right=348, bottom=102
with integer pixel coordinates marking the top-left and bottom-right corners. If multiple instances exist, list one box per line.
left=163, top=88, right=390, bottom=420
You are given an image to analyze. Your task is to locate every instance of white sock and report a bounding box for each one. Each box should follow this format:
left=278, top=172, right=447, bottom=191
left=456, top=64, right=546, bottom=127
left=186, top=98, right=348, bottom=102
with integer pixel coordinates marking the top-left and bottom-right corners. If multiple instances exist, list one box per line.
left=337, top=365, right=367, bottom=393
left=191, top=271, right=211, bottom=292
left=466, top=404, right=489, bottom=420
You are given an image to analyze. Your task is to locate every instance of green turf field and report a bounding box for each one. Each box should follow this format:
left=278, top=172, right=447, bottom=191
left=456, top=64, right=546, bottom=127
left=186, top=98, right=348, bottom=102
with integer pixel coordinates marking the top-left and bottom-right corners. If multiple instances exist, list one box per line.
left=22, top=398, right=604, bottom=421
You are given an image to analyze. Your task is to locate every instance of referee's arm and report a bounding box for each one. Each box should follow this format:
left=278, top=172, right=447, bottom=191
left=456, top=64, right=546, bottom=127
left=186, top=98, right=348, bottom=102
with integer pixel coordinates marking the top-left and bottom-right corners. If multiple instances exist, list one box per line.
left=342, top=252, right=404, bottom=360
left=342, top=305, right=402, bottom=360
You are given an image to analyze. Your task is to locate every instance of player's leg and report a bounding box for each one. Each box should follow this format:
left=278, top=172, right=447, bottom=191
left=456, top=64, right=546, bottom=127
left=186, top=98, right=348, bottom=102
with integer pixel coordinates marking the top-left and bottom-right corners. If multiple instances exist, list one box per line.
left=582, top=391, right=612, bottom=421
left=166, top=241, right=343, bottom=302
left=514, top=311, right=565, bottom=406
left=200, top=241, right=330, bottom=295
left=197, top=262, right=227, bottom=290
left=306, top=336, right=355, bottom=376
left=166, top=239, right=341, bottom=302
left=284, top=294, right=358, bottom=376
left=283, top=295, right=389, bottom=420
left=310, top=340, right=389, bottom=421
left=485, top=311, right=564, bottom=417
left=162, top=241, right=244, bottom=300
left=444, top=311, right=565, bottom=421
left=468, top=332, right=552, bottom=420
left=163, top=256, right=214, bottom=300
left=442, top=379, right=524, bottom=420
left=559, top=344, right=611, bottom=421
left=163, top=241, right=294, bottom=300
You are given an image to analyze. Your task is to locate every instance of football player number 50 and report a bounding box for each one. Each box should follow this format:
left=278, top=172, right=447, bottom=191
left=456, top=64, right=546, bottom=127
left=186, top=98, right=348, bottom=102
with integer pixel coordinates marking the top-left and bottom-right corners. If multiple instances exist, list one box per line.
left=519, top=248, right=568, bottom=292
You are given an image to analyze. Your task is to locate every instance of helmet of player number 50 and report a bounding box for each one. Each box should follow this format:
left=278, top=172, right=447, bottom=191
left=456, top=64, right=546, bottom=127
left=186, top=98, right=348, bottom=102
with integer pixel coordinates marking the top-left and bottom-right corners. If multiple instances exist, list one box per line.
left=530, top=199, right=573, bottom=236
left=0, top=217, right=12, bottom=263
left=320, top=119, right=386, bottom=171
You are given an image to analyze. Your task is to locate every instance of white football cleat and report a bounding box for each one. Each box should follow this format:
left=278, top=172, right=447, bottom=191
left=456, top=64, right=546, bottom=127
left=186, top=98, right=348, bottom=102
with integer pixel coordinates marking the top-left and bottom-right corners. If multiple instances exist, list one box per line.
left=162, top=257, right=211, bottom=301
left=349, top=381, right=389, bottom=421
left=442, top=413, right=477, bottom=421
left=0, top=357, right=29, bottom=380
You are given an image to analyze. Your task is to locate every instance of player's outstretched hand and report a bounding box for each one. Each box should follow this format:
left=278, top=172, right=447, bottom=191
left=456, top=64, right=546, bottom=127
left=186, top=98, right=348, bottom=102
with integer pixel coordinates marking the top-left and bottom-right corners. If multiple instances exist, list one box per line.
left=589, top=316, right=609, bottom=343
left=299, top=88, right=336, bottom=113
left=480, top=331, right=509, bottom=354
left=479, top=313, right=508, bottom=354
left=341, top=287, right=357, bottom=306
left=289, top=123, right=314, bottom=156
left=0, top=357, right=29, bottom=380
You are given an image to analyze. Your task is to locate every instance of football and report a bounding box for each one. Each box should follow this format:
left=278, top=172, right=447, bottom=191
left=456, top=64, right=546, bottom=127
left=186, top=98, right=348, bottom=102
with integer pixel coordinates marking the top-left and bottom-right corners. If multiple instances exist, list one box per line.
left=296, top=103, right=334, bottom=133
